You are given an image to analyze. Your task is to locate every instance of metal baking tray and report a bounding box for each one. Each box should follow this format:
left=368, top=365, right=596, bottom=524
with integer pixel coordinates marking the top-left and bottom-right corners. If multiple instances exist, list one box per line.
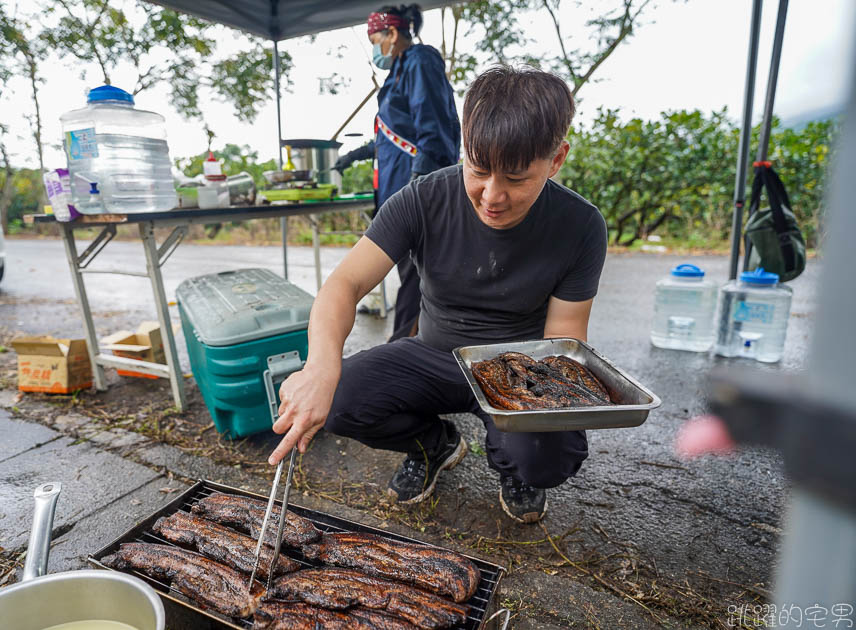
left=89, top=479, right=505, bottom=630
left=454, top=338, right=661, bottom=432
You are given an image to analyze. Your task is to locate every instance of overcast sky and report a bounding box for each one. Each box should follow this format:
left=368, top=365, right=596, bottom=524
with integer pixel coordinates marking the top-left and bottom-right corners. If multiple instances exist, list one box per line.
left=3, top=0, right=853, bottom=169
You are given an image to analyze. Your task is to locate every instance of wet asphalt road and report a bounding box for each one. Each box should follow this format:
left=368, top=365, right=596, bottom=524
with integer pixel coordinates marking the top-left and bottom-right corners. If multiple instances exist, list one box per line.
left=0, top=237, right=821, bottom=627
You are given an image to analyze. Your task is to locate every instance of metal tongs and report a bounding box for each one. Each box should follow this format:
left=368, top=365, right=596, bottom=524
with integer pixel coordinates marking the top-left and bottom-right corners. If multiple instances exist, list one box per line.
left=250, top=351, right=305, bottom=593
left=248, top=446, right=297, bottom=593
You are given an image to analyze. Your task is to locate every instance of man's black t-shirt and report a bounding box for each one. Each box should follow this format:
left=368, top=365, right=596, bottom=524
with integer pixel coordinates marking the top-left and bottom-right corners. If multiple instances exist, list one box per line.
left=365, top=165, right=608, bottom=352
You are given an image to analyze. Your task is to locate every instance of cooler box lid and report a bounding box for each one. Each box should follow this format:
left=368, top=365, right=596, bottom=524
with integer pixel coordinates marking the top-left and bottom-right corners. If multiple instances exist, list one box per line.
left=176, top=268, right=313, bottom=347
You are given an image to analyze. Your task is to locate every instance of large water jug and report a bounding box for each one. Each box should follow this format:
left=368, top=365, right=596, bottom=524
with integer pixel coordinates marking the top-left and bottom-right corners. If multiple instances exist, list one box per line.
left=60, top=85, right=177, bottom=214
left=714, top=268, right=793, bottom=363
left=650, top=263, right=718, bottom=352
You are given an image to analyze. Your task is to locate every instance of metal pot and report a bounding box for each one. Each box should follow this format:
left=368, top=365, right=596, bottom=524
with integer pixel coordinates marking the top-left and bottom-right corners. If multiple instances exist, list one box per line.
left=281, top=138, right=342, bottom=189
left=0, top=483, right=165, bottom=630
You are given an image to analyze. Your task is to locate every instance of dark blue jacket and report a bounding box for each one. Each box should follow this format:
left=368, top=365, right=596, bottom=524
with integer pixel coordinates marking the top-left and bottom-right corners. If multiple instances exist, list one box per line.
left=374, top=44, right=460, bottom=207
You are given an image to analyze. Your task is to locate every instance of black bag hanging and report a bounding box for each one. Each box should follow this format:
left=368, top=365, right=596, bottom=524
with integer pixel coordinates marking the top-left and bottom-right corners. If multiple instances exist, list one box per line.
left=744, top=161, right=806, bottom=282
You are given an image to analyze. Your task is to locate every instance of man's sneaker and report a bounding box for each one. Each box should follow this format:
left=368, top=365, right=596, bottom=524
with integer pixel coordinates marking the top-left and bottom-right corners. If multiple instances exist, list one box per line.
left=499, top=474, right=547, bottom=523
left=387, top=423, right=467, bottom=504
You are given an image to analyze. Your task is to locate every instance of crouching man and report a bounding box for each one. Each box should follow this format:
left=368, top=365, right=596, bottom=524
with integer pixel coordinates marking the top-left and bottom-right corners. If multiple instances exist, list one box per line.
left=269, top=66, right=607, bottom=523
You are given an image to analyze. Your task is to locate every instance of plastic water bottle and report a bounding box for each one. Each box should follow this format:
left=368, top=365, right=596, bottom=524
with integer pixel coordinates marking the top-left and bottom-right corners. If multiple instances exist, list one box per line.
left=714, top=268, right=793, bottom=363
left=650, top=263, right=718, bottom=351
left=60, top=85, right=177, bottom=214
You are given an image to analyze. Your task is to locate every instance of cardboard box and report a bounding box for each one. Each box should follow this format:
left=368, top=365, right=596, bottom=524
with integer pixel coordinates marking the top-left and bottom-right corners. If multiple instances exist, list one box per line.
left=11, top=337, right=93, bottom=393
left=101, top=321, right=166, bottom=379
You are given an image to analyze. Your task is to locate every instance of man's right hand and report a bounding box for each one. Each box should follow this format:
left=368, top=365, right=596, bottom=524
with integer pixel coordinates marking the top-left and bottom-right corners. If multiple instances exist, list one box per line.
left=268, top=364, right=340, bottom=465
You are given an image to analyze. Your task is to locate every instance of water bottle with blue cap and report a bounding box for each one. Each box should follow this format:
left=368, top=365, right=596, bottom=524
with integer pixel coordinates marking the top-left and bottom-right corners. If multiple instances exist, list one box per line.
left=60, top=85, right=178, bottom=214
left=651, top=263, right=718, bottom=351
left=714, top=267, right=793, bottom=362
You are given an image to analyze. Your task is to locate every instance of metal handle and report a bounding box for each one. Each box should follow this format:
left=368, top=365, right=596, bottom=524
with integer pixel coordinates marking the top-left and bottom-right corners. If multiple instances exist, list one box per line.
left=263, top=351, right=304, bottom=423
left=23, top=482, right=62, bottom=581
left=485, top=608, right=511, bottom=630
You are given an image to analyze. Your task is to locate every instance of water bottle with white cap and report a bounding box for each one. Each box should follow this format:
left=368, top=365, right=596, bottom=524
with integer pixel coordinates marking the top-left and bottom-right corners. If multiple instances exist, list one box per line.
left=650, top=263, right=718, bottom=351
left=714, top=267, right=793, bottom=363
left=60, top=85, right=177, bottom=214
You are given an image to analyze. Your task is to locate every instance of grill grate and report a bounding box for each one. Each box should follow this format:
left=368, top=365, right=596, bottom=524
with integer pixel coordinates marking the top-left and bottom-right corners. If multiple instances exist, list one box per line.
left=89, top=480, right=504, bottom=630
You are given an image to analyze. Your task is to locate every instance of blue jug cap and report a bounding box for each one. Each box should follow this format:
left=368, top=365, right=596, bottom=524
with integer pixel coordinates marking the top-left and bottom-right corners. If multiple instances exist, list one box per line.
left=671, top=264, right=704, bottom=278
left=87, top=85, right=134, bottom=105
left=89, top=182, right=100, bottom=195
left=740, top=267, right=779, bottom=285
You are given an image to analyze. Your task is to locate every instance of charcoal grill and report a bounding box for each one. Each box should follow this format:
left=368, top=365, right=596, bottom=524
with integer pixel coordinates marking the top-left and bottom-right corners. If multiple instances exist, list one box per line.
left=89, top=480, right=505, bottom=630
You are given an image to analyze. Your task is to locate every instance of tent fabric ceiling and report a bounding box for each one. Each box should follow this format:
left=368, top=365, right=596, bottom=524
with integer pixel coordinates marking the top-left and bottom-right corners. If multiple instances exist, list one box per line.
left=145, top=0, right=451, bottom=41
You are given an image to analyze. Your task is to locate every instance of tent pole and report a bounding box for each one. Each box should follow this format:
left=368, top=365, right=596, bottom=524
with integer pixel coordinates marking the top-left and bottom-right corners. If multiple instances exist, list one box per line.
left=729, top=0, right=763, bottom=280
left=273, top=38, right=289, bottom=280
left=756, top=0, right=788, bottom=163
left=743, top=0, right=788, bottom=271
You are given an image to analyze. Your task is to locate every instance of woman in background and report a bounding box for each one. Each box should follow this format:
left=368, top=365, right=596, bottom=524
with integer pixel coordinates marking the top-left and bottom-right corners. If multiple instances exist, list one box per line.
left=335, top=4, right=460, bottom=340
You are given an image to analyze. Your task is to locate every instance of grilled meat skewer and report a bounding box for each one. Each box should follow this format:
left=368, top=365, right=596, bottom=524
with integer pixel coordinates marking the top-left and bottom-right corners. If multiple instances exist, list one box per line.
left=269, top=567, right=469, bottom=629
left=254, top=602, right=418, bottom=630
left=191, top=492, right=321, bottom=547
left=102, top=543, right=257, bottom=618
left=152, top=511, right=300, bottom=580
left=302, top=532, right=480, bottom=602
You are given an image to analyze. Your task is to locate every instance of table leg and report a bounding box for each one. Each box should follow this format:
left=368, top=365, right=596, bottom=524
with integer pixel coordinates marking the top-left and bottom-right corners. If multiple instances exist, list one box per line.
left=311, top=213, right=322, bottom=292
left=280, top=217, right=289, bottom=280
left=139, top=222, right=187, bottom=411
left=61, top=225, right=107, bottom=391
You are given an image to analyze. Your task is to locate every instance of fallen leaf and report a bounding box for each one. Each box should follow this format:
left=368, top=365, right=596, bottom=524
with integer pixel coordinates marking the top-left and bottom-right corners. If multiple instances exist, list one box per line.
left=159, top=487, right=180, bottom=494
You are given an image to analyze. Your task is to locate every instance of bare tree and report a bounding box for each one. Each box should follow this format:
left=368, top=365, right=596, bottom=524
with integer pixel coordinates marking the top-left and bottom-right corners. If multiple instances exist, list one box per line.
left=441, top=0, right=658, bottom=97
left=1, top=4, right=48, bottom=206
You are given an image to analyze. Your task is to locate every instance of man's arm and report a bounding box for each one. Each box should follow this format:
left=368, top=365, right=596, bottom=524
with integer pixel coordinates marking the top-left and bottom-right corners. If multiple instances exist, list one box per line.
left=268, top=236, right=394, bottom=464
left=543, top=296, right=594, bottom=342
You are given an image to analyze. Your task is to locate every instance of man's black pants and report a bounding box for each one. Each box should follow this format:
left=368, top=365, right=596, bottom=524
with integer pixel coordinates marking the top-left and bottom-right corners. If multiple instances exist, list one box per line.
left=324, top=338, right=589, bottom=488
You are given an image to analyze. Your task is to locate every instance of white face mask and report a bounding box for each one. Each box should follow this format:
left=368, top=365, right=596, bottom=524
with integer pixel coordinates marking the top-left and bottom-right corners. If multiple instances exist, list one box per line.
left=372, top=41, right=394, bottom=70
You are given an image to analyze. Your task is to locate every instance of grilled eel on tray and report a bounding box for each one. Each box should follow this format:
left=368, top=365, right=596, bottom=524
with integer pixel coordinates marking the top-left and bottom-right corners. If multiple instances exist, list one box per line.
left=152, top=511, right=300, bottom=580
left=254, top=601, right=418, bottom=630
left=191, top=492, right=321, bottom=547
left=303, top=532, right=480, bottom=602
left=102, top=543, right=257, bottom=618
left=270, top=568, right=469, bottom=629
left=472, top=351, right=612, bottom=410
left=104, top=541, right=467, bottom=629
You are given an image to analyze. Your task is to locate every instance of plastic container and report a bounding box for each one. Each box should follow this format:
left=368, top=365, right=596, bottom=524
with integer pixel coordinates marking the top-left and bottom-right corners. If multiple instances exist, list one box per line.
left=714, top=268, right=793, bottom=363
left=197, top=181, right=229, bottom=209
left=60, top=85, right=177, bottom=214
left=203, top=151, right=224, bottom=180
left=42, top=169, right=80, bottom=222
left=176, top=268, right=314, bottom=438
left=650, top=263, right=718, bottom=352
left=226, top=172, right=256, bottom=205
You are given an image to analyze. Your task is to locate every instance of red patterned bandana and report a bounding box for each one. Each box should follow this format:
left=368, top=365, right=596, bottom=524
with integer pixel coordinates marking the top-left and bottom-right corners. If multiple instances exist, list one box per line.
left=367, top=12, right=408, bottom=36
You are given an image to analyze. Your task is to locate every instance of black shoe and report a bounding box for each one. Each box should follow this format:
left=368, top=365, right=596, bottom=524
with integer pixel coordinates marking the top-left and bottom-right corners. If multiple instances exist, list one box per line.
left=499, top=475, right=547, bottom=523
left=387, top=422, right=467, bottom=504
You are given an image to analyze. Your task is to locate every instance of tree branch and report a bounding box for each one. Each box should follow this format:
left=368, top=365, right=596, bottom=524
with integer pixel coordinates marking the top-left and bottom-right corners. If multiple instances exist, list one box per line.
left=541, top=0, right=577, bottom=84
left=571, top=0, right=652, bottom=98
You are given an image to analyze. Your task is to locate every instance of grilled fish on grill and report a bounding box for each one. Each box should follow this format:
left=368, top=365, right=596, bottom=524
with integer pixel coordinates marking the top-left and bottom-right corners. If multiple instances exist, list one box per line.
left=255, top=601, right=419, bottom=630
left=472, top=352, right=612, bottom=410
left=191, top=492, right=321, bottom=547
left=101, top=542, right=256, bottom=618
left=269, top=568, right=469, bottom=629
left=302, top=532, right=480, bottom=602
left=152, top=511, right=300, bottom=580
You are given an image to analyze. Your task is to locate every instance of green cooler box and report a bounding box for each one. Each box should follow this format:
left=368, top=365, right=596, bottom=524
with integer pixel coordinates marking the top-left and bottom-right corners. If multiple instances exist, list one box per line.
left=176, top=268, right=314, bottom=438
